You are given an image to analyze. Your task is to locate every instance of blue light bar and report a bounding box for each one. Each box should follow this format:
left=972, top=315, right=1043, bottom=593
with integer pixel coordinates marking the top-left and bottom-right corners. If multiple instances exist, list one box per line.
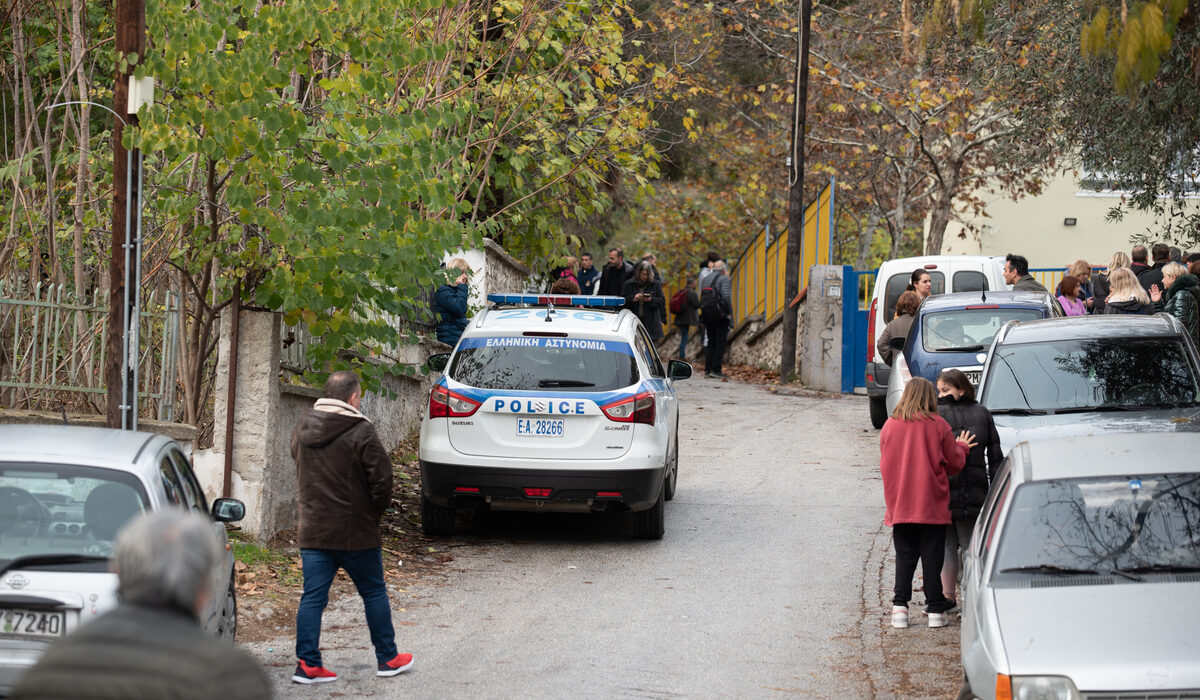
left=486, top=294, right=625, bottom=308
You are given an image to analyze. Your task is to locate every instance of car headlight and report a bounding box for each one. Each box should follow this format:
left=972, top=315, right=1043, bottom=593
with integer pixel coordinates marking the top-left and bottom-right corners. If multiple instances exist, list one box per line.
left=997, top=675, right=1081, bottom=700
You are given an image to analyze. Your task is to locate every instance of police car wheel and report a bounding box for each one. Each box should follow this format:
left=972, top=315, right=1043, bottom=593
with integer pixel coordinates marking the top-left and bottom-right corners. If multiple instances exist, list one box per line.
left=421, top=493, right=456, bottom=536
left=632, top=488, right=665, bottom=540
left=663, top=447, right=678, bottom=502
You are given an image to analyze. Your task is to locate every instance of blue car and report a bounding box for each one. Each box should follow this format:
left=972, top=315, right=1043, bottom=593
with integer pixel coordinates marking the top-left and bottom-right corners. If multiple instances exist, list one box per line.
left=884, top=290, right=1062, bottom=414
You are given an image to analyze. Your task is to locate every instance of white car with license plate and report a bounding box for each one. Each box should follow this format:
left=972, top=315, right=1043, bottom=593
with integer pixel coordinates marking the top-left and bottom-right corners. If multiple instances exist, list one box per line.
left=418, top=294, right=692, bottom=539
left=0, top=425, right=246, bottom=693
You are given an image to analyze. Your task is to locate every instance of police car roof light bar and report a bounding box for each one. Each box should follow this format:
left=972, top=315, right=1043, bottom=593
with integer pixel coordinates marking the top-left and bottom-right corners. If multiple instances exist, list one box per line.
left=486, top=294, right=624, bottom=308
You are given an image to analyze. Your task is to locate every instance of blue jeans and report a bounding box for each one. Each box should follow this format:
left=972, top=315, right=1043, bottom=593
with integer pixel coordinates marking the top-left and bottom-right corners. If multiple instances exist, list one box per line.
left=296, top=548, right=397, bottom=665
left=676, top=324, right=690, bottom=359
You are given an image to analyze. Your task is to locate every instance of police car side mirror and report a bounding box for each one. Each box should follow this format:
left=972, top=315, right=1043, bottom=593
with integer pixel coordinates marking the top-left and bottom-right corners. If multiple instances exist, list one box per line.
left=426, top=353, right=451, bottom=373
left=667, top=360, right=693, bottom=381
left=888, top=337, right=905, bottom=351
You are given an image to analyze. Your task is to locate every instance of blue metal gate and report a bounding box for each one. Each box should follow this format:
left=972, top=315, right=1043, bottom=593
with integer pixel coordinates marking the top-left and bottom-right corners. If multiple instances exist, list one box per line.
left=840, top=266, right=876, bottom=393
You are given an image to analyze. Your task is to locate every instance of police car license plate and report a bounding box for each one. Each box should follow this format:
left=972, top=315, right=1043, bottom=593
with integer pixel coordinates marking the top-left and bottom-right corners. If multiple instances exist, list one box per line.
left=516, top=417, right=565, bottom=438
left=1, top=608, right=65, bottom=638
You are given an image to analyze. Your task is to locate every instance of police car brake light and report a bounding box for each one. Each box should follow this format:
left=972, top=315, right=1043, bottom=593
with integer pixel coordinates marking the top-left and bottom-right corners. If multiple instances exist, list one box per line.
left=600, top=391, right=655, bottom=425
left=429, top=385, right=481, bottom=419
left=487, top=294, right=624, bottom=308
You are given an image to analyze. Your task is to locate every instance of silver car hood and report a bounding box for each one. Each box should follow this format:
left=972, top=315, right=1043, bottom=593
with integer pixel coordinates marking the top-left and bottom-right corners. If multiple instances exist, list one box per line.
left=994, top=583, right=1200, bottom=691
left=993, top=407, right=1200, bottom=455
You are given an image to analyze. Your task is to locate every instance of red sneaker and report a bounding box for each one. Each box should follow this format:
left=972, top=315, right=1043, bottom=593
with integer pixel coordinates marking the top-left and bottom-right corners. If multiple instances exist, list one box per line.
left=377, top=652, right=415, bottom=677
left=292, top=660, right=338, bottom=684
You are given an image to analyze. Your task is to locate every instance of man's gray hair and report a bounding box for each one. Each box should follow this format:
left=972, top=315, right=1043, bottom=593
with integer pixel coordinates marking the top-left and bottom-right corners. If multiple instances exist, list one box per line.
left=114, top=509, right=222, bottom=616
left=323, top=370, right=361, bottom=402
left=712, top=260, right=727, bottom=274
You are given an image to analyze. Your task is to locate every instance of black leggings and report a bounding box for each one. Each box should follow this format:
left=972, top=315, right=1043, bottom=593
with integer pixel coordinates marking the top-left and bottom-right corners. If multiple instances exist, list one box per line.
left=892, top=523, right=952, bottom=613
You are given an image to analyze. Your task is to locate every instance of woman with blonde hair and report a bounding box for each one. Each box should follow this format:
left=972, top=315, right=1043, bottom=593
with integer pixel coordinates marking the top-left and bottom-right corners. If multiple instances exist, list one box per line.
left=1149, top=261, right=1199, bottom=341
left=880, top=377, right=975, bottom=630
left=1102, top=267, right=1152, bottom=315
left=1092, top=251, right=1129, bottom=314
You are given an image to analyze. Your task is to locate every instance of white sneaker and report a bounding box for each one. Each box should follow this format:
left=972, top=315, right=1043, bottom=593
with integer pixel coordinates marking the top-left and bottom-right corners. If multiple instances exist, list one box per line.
left=891, top=606, right=908, bottom=629
left=928, top=612, right=948, bottom=628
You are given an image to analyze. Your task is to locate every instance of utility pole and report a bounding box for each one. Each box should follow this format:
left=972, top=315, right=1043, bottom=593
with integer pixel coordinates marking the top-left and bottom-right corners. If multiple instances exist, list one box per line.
left=107, top=0, right=145, bottom=429
left=779, top=0, right=813, bottom=381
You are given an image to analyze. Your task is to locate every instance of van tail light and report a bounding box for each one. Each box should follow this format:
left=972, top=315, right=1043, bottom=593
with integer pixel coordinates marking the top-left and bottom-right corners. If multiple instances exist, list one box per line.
left=429, top=385, right=481, bottom=418
left=866, top=297, right=878, bottom=364
left=600, top=391, right=656, bottom=425
left=895, top=351, right=912, bottom=384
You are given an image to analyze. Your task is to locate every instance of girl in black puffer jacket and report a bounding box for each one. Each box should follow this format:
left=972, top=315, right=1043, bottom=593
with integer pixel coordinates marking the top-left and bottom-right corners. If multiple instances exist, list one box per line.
left=935, top=369, right=1002, bottom=609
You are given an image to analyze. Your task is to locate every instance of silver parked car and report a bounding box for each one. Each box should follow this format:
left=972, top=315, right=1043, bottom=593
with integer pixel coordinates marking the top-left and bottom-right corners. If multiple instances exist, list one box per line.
left=977, top=314, right=1200, bottom=455
left=959, top=432, right=1200, bottom=700
left=0, top=425, right=245, bottom=692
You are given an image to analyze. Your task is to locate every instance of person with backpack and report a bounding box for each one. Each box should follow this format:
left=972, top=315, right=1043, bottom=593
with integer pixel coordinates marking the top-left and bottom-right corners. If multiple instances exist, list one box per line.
left=700, top=260, right=733, bottom=378
left=671, top=278, right=700, bottom=360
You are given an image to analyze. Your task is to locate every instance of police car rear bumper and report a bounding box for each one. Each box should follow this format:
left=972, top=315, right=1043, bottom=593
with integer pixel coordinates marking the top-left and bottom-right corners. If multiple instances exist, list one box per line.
left=420, top=460, right=665, bottom=512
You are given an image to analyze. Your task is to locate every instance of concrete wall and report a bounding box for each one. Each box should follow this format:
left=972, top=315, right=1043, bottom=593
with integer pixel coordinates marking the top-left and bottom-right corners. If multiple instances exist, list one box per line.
left=938, top=170, right=1199, bottom=266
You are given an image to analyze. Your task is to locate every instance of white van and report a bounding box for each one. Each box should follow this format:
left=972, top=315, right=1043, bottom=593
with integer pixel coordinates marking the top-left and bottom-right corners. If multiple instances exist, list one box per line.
left=865, top=255, right=1007, bottom=428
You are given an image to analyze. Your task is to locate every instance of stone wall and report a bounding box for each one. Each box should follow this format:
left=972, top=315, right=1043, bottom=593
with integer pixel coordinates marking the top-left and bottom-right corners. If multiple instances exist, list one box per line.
left=665, top=304, right=807, bottom=375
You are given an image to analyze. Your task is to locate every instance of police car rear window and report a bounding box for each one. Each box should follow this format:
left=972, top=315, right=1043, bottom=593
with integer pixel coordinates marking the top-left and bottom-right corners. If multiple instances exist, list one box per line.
left=449, top=337, right=639, bottom=392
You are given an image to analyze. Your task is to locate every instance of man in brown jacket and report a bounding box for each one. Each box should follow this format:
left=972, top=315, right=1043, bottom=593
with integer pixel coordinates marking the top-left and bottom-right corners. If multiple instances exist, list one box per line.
left=290, top=371, right=414, bottom=684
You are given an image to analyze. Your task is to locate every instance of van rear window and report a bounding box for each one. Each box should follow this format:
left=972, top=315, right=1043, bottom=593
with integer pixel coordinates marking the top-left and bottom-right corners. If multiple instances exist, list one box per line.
left=884, top=272, right=945, bottom=322
left=449, top=337, right=639, bottom=392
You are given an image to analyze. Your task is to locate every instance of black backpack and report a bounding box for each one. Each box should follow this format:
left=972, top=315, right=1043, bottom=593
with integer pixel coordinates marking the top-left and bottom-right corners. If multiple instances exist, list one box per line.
left=700, top=277, right=726, bottom=319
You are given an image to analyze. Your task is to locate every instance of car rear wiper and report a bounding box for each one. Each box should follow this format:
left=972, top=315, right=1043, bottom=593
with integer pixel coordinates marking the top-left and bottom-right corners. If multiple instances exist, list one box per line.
left=1111, top=564, right=1200, bottom=575
left=988, top=408, right=1048, bottom=415
left=0, top=554, right=109, bottom=578
left=999, top=564, right=1098, bottom=575
left=537, top=379, right=595, bottom=388
left=934, top=344, right=985, bottom=352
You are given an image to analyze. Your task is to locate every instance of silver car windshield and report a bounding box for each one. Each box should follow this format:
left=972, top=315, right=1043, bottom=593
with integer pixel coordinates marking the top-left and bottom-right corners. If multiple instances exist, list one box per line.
left=981, top=338, right=1200, bottom=411
left=921, top=308, right=1043, bottom=352
left=994, top=475, right=1200, bottom=576
left=0, top=463, right=149, bottom=565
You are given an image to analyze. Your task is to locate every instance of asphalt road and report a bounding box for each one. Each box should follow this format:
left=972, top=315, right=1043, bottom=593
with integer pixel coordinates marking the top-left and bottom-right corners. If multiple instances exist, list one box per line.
left=244, top=378, right=960, bottom=698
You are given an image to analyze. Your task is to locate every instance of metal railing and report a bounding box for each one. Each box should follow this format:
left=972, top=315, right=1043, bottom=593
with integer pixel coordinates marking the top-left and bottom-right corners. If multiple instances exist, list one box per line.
left=0, top=281, right=178, bottom=420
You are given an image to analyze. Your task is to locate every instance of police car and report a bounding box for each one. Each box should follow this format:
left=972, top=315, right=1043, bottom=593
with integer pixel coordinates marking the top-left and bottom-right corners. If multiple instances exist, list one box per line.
left=418, top=294, right=692, bottom=539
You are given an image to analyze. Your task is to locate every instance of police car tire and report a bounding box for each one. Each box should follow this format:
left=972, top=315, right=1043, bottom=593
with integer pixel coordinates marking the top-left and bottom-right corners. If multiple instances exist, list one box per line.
left=632, top=489, right=665, bottom=540
left=421, top=494, right=456, bottom=536
left=663, top=447, right=678, bottom=502
left=869, top=396, right=888, bottom=429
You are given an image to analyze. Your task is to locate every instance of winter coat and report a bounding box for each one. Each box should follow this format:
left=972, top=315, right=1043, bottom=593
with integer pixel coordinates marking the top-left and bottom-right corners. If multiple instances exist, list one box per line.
left=879, top=413, right=968, bottom=526
left=937, top=395, right=1002, bottom=521
left=578, top=266, right=600, bottom=295
left=622, top=277, right=666, bottom=341
left=433, top=283, right=470, bottom=346
left=674, top=288, right=700, bottom=327
left=1011, top=275, right=1049, bottom=293
left=11, top=603, right=271, bottom=700
left=291, top=401, right=394, bottom=550
left=1103, top=297, right=1152, bottom=315
left=598, top=260, right=634, bottom=297
left=1138, top=262, right=1167, bottom=293
left=1154, top=273, right=1200, bottom=341
left=876, top=312, right=914, bottom=366
left=1058, top=295, right=1087, bottom=316
left=701, top=272, right=734, bottom=326
left=1091, top=271, right=1113, bottom=314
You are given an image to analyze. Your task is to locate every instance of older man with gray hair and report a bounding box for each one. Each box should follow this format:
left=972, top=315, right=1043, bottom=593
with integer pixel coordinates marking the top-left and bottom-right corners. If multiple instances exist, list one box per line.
left=12, top=510, right=270, bottom=699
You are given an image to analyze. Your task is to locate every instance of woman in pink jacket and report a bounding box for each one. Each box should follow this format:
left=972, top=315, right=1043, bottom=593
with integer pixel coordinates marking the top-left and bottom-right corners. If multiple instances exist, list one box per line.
left=880, top=377, right=975, bottom=630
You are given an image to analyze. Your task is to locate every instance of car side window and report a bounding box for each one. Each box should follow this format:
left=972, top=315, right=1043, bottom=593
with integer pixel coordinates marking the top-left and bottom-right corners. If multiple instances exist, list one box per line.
left=952, top=270, right=988, bottom=293
left=158, top=455, right=185, bottom=506
left=634, top=329, right=665, bottom=378
left=977, top=469, right=1011, bottom=563
left=884, top=272, right=945, bottom=322
left=170, top=450, right=209, bottom=513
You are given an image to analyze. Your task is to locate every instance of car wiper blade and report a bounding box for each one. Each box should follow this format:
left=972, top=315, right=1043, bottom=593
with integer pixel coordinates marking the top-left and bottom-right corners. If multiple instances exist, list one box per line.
left=988, top=408, right=1048, bottom=415
left=1112, top=564, right=1200, bottom=574
left=999, top=564, right=1099, bottom=575
left=0, top=554, right=109, bottom=578
left=935, top=344, right=985, bottom=352
left=537, top=379, right=595, bottom=387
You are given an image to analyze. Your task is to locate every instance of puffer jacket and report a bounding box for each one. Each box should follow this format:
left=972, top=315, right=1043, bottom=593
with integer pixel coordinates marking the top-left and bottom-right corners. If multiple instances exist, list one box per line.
left=936, top=395, right=1002, bottom=521
left=433, top=283, right=470, bottom=346
left=1154, top=273, right=1200, bottom=342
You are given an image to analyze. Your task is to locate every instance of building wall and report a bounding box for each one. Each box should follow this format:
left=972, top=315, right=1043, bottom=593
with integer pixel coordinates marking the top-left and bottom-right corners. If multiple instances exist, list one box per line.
left=938, top=170, right=1192, bottom=267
